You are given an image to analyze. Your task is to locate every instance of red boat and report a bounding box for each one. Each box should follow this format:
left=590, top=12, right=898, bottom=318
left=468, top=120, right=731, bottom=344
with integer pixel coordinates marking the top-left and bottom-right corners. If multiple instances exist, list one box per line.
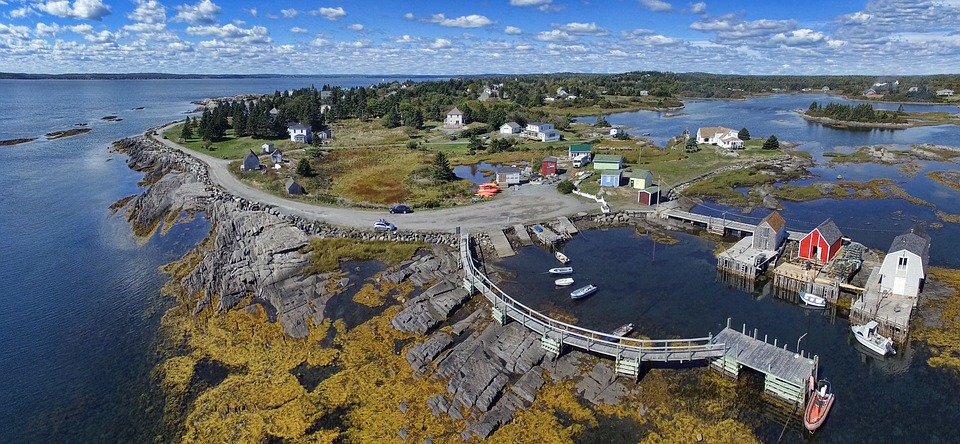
left=803, top=378, right=835, bottom=432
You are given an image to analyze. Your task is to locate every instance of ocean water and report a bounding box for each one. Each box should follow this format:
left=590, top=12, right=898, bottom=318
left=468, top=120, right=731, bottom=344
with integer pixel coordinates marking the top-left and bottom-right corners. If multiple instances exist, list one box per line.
left=1, top=81, right=958, bottom=442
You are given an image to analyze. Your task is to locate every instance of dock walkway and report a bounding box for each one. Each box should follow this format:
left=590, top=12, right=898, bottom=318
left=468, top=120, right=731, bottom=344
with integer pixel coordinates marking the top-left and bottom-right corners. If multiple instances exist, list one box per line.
left=663, top=209, right=804, bottom=240
left=486, top=229, right=515, bottom=258
left=556, top=217, right=579, bottom=236
left=513, top=224, right=533, bottom=246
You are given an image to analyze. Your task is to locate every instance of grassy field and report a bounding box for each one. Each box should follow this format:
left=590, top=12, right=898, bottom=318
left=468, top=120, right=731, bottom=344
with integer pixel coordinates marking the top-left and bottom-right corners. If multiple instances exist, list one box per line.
left=162, top=124, right=295, bottom=160
left=307, top=238, right=426, bottom=274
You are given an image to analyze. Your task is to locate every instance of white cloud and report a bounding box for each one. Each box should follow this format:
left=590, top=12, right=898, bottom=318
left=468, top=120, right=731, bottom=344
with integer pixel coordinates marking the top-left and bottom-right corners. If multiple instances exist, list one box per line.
left=35, top=22, right=65, bottom=37
left=10, top=6, right=36, bottom=18
left=839, top=11, right=871, bottom=25
left=770, top=29, right=826, bottom=46
left=689, top=2, right=706, bottom=14
left=309, top=7, right=346, bottom=21
left=0, top=23, right=30, bottom=38
left=393, top=34, right=418, bottom=43
left=535, top=29, right=576, bottom=41
left=280, top=9, right=299, bottom=19
left=310, top=37, right=329, bottom=46
left=246, top=8, right=257, bottom=17
left=127, top=0, right=165, bottom=24
left=504, top=26, right=522, bottom=35
left=427, top=13, right=494, bottom=28
left=185, top=24, right=271, bottom=44
left=639, top=0, right=672, bottom=12
left=174, top=0, right=221, bottom=25
left=555, top=22, right=608, bottom=36
left=690, top=14, right=796, bottom=42
left=510, top=0, right=551, bottom=5
left=430, top=38, right=451, bottom=49
left=403, top=12, right=414, bottom=20
left=290, top=27, right=308, bottom=34
left=347, top=23, right=363, bottom=31
left=37, top=0, right=111, bottom=21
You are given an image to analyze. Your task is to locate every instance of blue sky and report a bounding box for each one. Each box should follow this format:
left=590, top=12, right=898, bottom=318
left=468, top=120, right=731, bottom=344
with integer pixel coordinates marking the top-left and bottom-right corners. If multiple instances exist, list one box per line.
left=1, top=0, right=959, bottom=75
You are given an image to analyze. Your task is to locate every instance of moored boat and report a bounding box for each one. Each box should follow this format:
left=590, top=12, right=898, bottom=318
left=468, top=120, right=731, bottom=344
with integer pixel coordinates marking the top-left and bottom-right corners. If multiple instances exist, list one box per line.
left=610, top=323, right=633, bottom=337
left=554, top=277, right=574, bottom=286
left=800, top=291, right=827, bottom=308
left=533, top=225, right=544, bottom=233
left=555, top=251, right=570, bottom=264
left=548, top=267, right=573, bottom=275
left=803, top=379, right=835, bottom=432
left=570, top=284, right=597, bottom=299
left=851, top=321, right=896, bottom=356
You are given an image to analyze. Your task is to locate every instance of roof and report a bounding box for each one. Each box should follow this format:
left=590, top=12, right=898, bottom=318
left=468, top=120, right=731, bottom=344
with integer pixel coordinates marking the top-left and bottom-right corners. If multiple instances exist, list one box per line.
left=630, top=169, right=652, bottom=179
left=760, top=211, right=786, bottom=232
left=593, top=154, right=623, bottom=163
left=497, top=166, right=521, bottom=174
left=543, top=156, right=558, bottom=163
left=600, top=169, right=622, bottom=177
left=569, top=143, right=592, bottom=153
left=813, top=218, right=843, bottom=245
left=502, top=122, right=520, bottom=129
left=888, top=230, right=930, bottom=262
left=640, top=185, right=660, bottom=194
left=528, top=121, right=546, bottom=126
left=244, top=149, right=258, bottom=160
left=698, top=126, right=734, bottom=136
left=288, top=122, right=310, bottom=130
left=447, top=107, right=463, bottom=115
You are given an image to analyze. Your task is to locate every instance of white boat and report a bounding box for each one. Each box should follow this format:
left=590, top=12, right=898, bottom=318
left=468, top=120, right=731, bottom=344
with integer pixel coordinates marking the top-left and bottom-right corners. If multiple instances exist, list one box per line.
left=851, top=321, right=896, bottom=356
left=548, top=267, right=573, bottom=275
left=799, top=291, right=827, bottom=309
left=570, top=284, right=597, bottom=299
left=555, top=251, right=570, bottom=264
left=554, top=277, right=575, bottom=286
left=610, top=323, right=633, bottom=337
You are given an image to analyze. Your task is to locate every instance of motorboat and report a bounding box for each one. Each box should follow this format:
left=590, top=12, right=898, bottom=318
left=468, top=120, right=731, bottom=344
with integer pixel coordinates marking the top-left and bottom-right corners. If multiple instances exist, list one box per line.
left=851, top=321, right=896, bottom=356
left=533, top=225, right=544, bottom=233
left=603, top=323, right=634, bottom=342
left=548, top=267, right=573, bottom=275
left=799, top=291, right=827, bottom=309
left=570, top=284, right=597, bottom=299
left=555, top=251, right=570, bottom=264
left=803, top=379, right=835, bottom=432
left=554, top=277, right=574, bottom=287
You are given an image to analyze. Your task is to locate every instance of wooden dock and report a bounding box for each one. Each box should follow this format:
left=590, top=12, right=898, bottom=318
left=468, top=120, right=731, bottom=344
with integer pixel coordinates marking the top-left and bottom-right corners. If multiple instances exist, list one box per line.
left=486, top=229, right=515, bottom=258
left=532, top=224, right=563, bottom=244
left=513, top=224, right=533, bottom=246
left=556, top=217, right=579, bottom=236
left=663, top=209, right=804, bottom=240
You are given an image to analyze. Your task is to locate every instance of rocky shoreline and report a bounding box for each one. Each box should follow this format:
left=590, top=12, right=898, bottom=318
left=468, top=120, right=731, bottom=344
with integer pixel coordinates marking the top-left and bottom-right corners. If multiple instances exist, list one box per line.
left=797, top=110, right=911, bottom=129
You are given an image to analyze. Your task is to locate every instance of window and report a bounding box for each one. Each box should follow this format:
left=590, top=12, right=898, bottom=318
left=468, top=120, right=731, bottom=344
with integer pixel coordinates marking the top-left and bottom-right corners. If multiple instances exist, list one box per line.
left=897, top=257, right=908, bottom=271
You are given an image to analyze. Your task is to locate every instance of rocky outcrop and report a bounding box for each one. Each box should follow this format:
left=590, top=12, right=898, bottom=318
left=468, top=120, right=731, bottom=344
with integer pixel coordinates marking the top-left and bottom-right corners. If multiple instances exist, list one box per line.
left=391, top=279, right=472, bottom=334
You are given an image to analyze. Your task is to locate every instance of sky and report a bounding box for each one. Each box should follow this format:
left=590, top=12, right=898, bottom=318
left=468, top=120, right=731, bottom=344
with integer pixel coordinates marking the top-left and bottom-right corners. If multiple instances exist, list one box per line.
left=1, top=0, right=960, bottom=75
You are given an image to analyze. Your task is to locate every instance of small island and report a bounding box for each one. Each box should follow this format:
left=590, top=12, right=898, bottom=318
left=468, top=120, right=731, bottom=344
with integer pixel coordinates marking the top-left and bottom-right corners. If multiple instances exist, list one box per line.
left=799, top=101, right=960, bottom=129
left=0, top=137, right=38, bottom=146
left=46, top=128, right=92, bottom=140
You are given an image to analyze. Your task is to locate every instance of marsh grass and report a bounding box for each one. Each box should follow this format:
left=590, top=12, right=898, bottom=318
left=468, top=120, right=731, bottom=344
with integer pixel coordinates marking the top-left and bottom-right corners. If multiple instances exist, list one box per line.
left=307, top=238, right=426, bottom=274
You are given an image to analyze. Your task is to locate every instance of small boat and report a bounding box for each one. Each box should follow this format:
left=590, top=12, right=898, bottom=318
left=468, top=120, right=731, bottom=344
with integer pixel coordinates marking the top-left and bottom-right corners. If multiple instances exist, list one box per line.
left=799, top=291, right=827, bottom=309
left=570, top=284, right=597, bottom=299
left=803, top=379, right=835, bottom=432
left=533, top=225, right=544, bottom=233
left=554, top=277, right=574, bottom=286
left=548, top=267, right=573, bottom=275
left=610, top=323, right=634, bottom=337
left=555, top=251, right=570, bottom=264
left=601, top=203, right=611, bottom=214
left=851, top=321, right=896, bottom=356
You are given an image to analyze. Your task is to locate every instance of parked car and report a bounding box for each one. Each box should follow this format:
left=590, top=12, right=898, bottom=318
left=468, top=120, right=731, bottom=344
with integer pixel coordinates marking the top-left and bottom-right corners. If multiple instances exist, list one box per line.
left=390, top=204, right=413, bottom=214
left=449, top=135, right=457, bottom=141
left=373, top=219, right=396, bottom=231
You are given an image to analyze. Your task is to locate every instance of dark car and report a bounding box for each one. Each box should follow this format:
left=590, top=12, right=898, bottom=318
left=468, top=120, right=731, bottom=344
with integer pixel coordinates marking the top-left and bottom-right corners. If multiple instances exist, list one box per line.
left=390, top=204, right=412, bottom=214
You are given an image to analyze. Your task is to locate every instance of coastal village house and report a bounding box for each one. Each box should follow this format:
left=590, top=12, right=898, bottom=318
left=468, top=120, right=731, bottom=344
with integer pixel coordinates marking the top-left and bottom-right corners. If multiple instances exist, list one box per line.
left=628, top=169, right=653, bottom=189
left=798, top=218, right=844, bottom=263
left=592, top=154, right=623, bottom=171
left=260, top=143, right=274, bottom=153
left=541, top=156, right=557, bottom=176
left=288, top=122, right=312, bottom=143
left=717, top=210, right=787, bottom=279
left=568, top=143, right=592, bottom=159
left=500, top=122, right=521, bottom=135
left=241, top=149, right=261, bottom=171
left=936, top=89, right=954, bottom=96
left=609, top=128, right=624, bottom=137
left=271, top=149, right=283, bottom=164
left=444, top=107, right=465, bottom=127
left=878, top=229, right=930, bottom=298
left=285, top=177, right=305, bottom=195
left=753, top=211, right=788, bottom=251
left=696, top=126, right=743, bottom=149
left=316, top=128, right=333, bottom=143
left=496, top=166, right=521, bottom=186
left=525, top=122, right=560, bottom=142
left=600, top=169, right=623, bottom=187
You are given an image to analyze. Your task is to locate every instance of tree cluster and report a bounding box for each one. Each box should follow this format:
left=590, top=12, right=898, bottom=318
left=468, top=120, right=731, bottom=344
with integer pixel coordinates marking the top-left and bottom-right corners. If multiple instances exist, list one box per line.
left=806, top=101, right=905, bottom=123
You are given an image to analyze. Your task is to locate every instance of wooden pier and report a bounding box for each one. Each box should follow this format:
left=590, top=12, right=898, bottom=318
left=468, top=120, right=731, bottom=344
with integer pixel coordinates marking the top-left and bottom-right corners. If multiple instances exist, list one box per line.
left=513, top=224, right=533, bottom=246
left=486, top=229, right=515, bottom=258
left=555, top=217, right=579, bottom=236
left=531, top=224, right=563, bottom=244
left=459, top=230, right=823, bottom=401
left=662, top=209, right=804, bottom=240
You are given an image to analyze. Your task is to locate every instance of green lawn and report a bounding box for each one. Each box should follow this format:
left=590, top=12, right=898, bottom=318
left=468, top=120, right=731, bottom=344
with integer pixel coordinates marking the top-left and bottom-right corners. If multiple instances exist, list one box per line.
left=163, top=124, right=291, bottom=160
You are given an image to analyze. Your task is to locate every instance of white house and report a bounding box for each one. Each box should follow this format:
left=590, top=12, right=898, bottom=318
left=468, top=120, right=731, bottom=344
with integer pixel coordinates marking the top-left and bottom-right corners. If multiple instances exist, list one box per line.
left=609, top=128, right=623, bottom=137
left=260, top=143, right=275, bottom=153
left=936, top=89, right=954, bottom=96
left=526, top=122, right=554, bottom=133
left=697, top=126, right=742, bottom=149
left=288, top=122, right=312, bottom=143
left=496, top=166, right=521, bottom=185
left=538, top=129, right=561, bottom=142
left=878, top=230, right=930, bottom=298
left=444, top=107, right=465, bottom=127
left=500, top=122, right=521, bottom=135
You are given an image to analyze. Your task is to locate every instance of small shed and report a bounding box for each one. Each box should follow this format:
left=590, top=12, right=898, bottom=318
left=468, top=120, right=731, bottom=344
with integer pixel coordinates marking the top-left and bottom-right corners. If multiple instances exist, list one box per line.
left=592, top=154, right=623, bottom=171
left=541, top=156, right=558, bottom=176
left=271, top=149, right=283, bottom=164
left=798, top=218, right=844, bottom=263
left=609, top=128, right=623, bottom=137
left=500, top=122, right=521, bottom=134
left=638, top=186, right=660, bottom=205
left=600, top=169, right=623, bottom=187
left=260, top=143, right=274, bottom=153
left=241, top=149, right=260, bottom=171
left=286, top=177, right=305, bottom=195
left=568, top=143, right=592, bottom=159
left=629, top=169, right=653, bottom=189
left=496, top=166, right=521, bottom=186
left=878, top=229, right=930, bottom=297
left=753, top=211, right=787, bottom=251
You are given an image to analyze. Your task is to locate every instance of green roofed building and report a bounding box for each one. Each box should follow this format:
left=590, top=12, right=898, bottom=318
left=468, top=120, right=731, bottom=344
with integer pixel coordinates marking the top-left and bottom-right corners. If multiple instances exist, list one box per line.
left=568, top=143, right=592, bottom=159
left=592, top=154, right=623, bottom=171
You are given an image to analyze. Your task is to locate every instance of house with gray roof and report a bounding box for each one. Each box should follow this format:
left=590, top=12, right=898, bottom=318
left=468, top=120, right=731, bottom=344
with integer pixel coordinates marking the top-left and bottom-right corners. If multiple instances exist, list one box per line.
left=241, top=149, right=261, bottom=171
left=878, top=228, right=931, bottom=298
left=286, top=177, right=306, bottom=195
left=799, top=218, right=844, bottom=263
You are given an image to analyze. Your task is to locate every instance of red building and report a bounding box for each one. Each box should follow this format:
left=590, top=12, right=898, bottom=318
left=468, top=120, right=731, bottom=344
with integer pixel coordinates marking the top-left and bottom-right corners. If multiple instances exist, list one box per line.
left=798, top=218, right=844, bottom=263
left=638, top=186, right=660, bottom=206
left=541, top=156, right=558, bottom=176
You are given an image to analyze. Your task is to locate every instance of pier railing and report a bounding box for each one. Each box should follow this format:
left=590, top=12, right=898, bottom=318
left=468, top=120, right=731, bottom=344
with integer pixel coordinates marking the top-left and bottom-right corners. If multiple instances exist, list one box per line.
left=459, top=232, right=726, bottom=362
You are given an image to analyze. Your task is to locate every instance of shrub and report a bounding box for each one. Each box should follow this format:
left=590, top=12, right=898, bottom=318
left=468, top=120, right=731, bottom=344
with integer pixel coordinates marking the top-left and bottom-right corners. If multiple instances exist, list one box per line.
left=557, top=180, right=574, bottom=194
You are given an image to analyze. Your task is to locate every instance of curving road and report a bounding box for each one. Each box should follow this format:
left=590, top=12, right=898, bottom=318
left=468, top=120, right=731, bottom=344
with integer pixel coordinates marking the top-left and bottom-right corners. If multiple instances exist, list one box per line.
left=152, top=124, right=600, bottom=233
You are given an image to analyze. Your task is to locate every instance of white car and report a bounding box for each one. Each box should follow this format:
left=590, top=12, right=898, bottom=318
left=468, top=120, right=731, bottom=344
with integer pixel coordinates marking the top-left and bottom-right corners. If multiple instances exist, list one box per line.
left=373, top=219, right=396, bottom=231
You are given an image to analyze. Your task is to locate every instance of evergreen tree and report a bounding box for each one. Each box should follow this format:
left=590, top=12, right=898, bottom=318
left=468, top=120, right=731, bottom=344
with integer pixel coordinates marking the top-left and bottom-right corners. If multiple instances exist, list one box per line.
left=180, top=117, right=193, bottom=140
left=685, top=137, right=700, bottom=152
left=594, top=115, right=611, bottom=127
left=431, top=151, right=454, bottom=182
left=762, top=135, right=780, bottom=150
left=738, top=127, right=750, bottom=140
left=296, top=158, right=313, bottom=177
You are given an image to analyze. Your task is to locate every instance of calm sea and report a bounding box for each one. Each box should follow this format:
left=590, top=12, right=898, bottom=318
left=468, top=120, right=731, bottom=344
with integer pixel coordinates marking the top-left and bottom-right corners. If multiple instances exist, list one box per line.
left=1, top=82, right=958, bottom=443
